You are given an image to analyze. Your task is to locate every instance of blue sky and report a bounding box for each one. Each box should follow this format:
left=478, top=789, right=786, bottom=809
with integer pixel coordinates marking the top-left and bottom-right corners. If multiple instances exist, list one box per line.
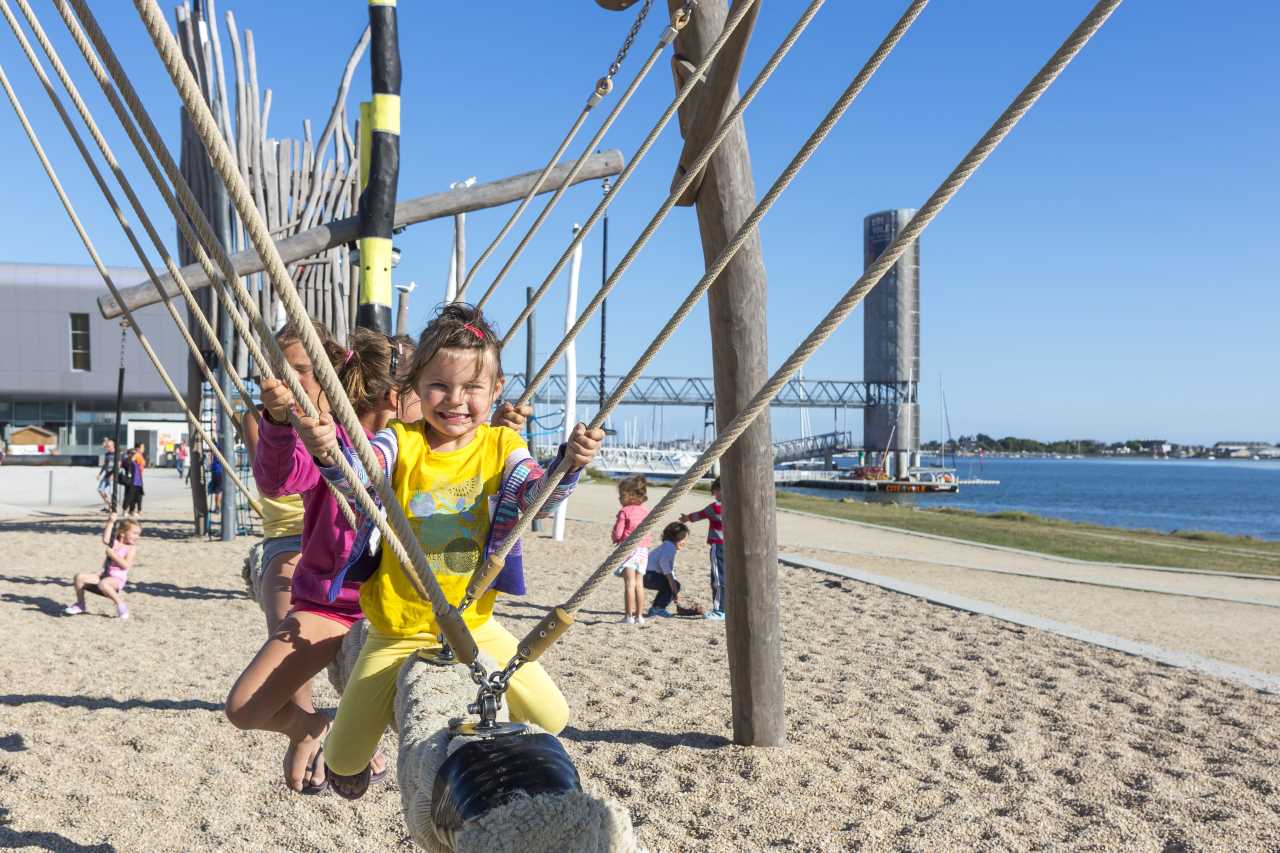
left=0, top=1, right=1275, bottom=445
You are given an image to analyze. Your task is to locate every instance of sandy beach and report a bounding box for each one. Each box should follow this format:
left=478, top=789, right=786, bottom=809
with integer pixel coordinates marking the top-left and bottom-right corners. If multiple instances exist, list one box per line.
left=1, top=478, right=1278, bottom=852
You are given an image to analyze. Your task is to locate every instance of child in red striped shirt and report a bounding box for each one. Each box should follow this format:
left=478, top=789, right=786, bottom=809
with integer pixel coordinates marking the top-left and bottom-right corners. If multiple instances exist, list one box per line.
left=680, top=477, right=725, bottom=620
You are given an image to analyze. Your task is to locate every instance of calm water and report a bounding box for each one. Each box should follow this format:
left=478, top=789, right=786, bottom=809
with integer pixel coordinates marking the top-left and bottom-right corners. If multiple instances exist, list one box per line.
left=782, top=458, right=1280, bottom=540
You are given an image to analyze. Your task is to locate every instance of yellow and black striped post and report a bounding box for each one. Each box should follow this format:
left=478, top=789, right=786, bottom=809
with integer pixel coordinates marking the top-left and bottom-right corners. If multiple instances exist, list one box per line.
left=357, top=0, right=400, bottom=334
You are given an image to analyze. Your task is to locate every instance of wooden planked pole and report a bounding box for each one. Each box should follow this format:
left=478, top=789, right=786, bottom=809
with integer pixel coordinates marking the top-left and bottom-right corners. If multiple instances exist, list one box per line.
left=99, top=151, right=625, bottom=319
left=667, top=0, right=784, bottom=746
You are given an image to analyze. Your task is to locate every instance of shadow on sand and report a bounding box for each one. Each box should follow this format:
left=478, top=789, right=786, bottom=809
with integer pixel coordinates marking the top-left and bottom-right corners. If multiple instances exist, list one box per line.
left=0, top=693, right=221, bottom=713
left=0, top=820, right=117, bottom=853
left=560, top=725, right=731, bottom=751
left=0, top=515, right=197, bottom=542
left=0, top=575, right=245, bottom=604
left=0, top=592, right=67, bottom=617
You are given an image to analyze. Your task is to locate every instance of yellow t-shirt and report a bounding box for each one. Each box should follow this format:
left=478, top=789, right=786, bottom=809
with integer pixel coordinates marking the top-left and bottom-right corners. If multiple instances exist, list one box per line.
left=260, top=492, right=305, bottom=538
left=361, top=421, right=525, bottom=637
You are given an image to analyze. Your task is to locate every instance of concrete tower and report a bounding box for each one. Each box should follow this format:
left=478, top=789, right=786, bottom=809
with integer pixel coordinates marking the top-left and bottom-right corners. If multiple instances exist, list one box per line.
left=863, top=209, right=919, bottom=478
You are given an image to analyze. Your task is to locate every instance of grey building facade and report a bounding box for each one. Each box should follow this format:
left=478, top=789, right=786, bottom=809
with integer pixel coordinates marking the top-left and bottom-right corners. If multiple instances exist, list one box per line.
left=0, top=262, right=189, bottom=455
left=862, top=210, right=920, bottom=476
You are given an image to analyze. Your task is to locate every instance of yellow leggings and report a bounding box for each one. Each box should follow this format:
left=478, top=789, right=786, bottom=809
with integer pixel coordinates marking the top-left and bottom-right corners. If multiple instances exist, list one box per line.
left=324, top=618, right=569, bottom=776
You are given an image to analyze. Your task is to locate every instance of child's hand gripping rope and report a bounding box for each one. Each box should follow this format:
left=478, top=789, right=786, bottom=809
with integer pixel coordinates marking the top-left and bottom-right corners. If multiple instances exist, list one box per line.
left=565, top=423, right=605, bottom=470
left=294, top=411, right=339, bottom=466
left=491, top=402, right=533, bottom=431
left=259, top=377, right=297, bottom=424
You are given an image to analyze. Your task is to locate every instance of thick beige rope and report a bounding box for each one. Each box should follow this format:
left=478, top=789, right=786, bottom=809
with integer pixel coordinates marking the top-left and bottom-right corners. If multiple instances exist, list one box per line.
left=55, top=0, right=360, bottom=530
left=132, top=0, right=480, bottom=659
left=0, top=60, right=261, bottom=516
left=494, top=0, right=761, bottom=344
left=466, top=1, right=682, bottom=308
left=559, top=0, right=1125, bottom=613
left=509, top=0, right=830, bottom=409
left=456, top=0, right=657, bottom=299
left=3, top=0, right=254, bottom=436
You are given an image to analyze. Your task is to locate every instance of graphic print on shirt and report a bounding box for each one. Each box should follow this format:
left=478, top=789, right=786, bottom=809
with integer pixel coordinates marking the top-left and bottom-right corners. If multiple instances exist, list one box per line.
left=406, top=471, right=487, bottom=577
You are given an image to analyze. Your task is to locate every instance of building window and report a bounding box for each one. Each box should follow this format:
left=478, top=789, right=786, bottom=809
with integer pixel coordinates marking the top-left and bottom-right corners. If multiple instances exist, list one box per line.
left=70, top=313, right=91, bottom=371
left=14, top=401, right=40, bottom=423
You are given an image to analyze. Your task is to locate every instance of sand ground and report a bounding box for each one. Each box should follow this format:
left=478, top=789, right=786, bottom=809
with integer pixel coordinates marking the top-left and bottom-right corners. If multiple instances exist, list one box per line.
left=1, top=482, right=1278, bottom=852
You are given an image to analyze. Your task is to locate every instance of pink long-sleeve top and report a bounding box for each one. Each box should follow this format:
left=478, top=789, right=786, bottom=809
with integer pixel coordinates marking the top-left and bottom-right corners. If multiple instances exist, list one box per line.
left=611, top=504, right=652, bottom=548
left=252, top=416, right=365, bottom=623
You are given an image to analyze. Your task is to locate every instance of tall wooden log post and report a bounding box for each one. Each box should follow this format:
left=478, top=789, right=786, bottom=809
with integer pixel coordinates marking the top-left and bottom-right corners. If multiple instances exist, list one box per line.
left=668, top=0, right=784, bottom=746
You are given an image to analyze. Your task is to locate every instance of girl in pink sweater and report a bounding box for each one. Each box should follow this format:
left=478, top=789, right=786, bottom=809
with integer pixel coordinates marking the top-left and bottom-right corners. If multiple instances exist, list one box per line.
left=227, top=323, right=407, bottom=794
left=612, top=475, right=651, bottom=625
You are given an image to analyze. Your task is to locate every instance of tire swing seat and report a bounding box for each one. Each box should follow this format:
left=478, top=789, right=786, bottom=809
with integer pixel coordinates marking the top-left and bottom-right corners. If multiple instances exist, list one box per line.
left=327, top=626, right=641, bottom=852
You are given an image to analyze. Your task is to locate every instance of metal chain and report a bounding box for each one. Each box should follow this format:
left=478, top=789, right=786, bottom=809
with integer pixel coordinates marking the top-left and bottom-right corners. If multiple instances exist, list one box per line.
left=602, top=0, right=654, bottom=86
left=457, top=0, right=668, bottom=299
left=470, top=0, right=699, bottom=309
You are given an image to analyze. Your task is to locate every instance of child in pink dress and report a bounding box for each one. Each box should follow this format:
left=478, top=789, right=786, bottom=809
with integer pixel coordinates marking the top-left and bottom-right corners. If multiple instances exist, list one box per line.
left=65, top=512, right=139, bottom=620
left=612, top=475, right=651, bottom=625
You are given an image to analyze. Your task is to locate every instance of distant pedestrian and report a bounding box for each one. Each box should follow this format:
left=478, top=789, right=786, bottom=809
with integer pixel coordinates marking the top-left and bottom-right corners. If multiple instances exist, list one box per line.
left=644, top=522, right=689, bottom=618
left=611, top=475, right=651, bottom=625
left=96, top=438, right=116, bottom=510
left=208, top=455, right=224, bottom=514
left=121, top=442, right=146, bottom=517
left=175, top=440, right=189, bottom=480
left=680, top=477, right=726, bottom=620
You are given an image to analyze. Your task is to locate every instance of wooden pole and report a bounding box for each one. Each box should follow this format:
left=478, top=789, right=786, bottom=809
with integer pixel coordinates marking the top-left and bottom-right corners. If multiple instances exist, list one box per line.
left=98, top=152, right=624, bottom=319
left=668, top=0, right=783, bottom=746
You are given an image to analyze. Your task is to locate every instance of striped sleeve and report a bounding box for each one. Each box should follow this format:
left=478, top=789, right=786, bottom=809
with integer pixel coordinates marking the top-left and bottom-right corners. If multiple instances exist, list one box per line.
left=317, top=425, right=398, bottom=519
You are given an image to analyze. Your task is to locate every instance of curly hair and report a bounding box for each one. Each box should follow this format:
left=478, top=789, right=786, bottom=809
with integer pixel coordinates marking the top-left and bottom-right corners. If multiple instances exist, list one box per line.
left=617, top=475, right=648, bottom=506
left=401, top=303, right=503, bottom=393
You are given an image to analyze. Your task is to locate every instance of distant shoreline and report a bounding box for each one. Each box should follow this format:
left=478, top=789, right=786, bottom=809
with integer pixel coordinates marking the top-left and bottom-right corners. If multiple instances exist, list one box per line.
left=773, top=490, right=1280, bottom=573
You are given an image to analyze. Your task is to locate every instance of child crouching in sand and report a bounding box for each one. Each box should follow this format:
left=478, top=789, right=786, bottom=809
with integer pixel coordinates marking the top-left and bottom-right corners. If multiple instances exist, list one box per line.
left=65, top=512, right=139, bottom=620
left=612, top=475, right=651, bottom=625
left=293, top=303, right=603, bottom=799
left=644, top=522, right=689, bottom=617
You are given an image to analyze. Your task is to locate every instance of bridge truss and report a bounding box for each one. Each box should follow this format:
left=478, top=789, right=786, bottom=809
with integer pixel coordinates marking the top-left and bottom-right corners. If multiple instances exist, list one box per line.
left=502, top=374, right=916, bottom=409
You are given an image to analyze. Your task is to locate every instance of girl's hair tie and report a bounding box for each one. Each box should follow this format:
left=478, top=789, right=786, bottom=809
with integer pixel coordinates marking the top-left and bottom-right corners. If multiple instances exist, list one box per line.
left=343, top=349, right=354, bottom=366
left=463, top=323, right=485, bottom=340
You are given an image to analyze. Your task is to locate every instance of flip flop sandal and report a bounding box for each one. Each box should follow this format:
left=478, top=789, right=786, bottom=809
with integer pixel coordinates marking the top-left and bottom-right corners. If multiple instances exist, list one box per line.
left=299, top=746, right=329, bottom=795
left=326, top=762, right=371, bottom=801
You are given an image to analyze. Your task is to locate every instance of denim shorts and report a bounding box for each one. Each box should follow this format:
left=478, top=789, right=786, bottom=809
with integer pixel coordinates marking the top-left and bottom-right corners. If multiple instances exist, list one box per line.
left=260, top=534, right=303, bottom=569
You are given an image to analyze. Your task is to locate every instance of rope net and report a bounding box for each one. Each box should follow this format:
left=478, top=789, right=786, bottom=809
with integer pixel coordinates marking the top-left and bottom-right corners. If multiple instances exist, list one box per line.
left=132, top=0, right=489, bottom=663
left=56, top=0, right=360, bottom=529
left=494, top=0, right=761, bottom=344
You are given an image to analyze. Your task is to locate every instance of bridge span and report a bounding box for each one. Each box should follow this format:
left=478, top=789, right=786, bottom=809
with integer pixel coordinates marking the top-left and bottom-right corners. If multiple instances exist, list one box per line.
left=503, top=374, right=916, bottom=409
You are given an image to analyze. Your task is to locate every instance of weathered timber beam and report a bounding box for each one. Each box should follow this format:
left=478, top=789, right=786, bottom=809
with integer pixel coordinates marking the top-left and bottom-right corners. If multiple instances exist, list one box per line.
left=98, top=149, right=625, bottom=318
left=670, top=0, right=758, bottom=206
